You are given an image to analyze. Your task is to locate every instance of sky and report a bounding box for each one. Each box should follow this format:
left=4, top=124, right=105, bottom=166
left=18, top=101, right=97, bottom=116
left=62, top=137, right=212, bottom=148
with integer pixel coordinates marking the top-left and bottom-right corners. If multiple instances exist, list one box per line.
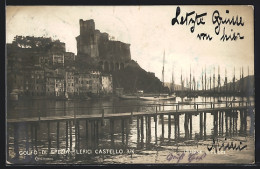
left=6, top=6, right=254, bottom=89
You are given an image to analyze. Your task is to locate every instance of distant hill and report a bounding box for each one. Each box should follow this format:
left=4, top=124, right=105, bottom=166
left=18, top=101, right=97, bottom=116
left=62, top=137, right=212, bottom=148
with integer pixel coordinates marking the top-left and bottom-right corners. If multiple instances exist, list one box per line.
left=164, top=75, right=254, bottom=96
left=211, top=75, right=253, bottom=90
left=217, top=75, right=254, bottom=95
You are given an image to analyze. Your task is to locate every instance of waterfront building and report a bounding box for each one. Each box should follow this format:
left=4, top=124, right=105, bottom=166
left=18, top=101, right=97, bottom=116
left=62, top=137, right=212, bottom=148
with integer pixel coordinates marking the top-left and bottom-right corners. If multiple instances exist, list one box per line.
left=65, top=71, right=75, bottom=97
left=7, top=70, right=24, bottom=95
left=31, top=67, right=45, bottom=96
left=7, top=31, right=116, bottom=99
left=20, top=66, right=46, bottom=96
left=101, top=74, right=113, bottom=94
left=54, top=75, right=65, bottom=97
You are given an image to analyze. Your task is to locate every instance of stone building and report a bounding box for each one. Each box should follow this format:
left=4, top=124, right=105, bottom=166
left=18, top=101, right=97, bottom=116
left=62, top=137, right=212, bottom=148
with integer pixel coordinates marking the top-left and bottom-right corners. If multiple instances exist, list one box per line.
left=74, top=72, right=90, bottom=96
left=74, top=71, right=102, bottom=96
left=45, top=68, right=65, bottom=97
left=54, top=75, right=65, bottom=97
left=22, top=66, right=45, bottom=96
left=52, top=53, right=64, bottom=66
left=89, top=71, right=102, bottom=95
left=101, top=74, right=113, bottom=94
left=46, top=77, right=56, bottom=96
left=7, top=71, right=24, bottom=95
left=64, top=52, right=75, bottom=67
left=45, top=69, right=56, bottom=96
left=32, top=67, right=46, bottom=96
left=7, top=34, right=115, bottom=98
left=76, top=19, right=131, bottom=72
left=65, top=71, right=75, bottom=97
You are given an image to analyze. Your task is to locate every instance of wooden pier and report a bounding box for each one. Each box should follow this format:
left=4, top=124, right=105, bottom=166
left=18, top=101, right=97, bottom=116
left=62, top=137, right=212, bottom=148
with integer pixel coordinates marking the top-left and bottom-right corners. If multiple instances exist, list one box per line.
left=7, top=101, right=254, bottom=161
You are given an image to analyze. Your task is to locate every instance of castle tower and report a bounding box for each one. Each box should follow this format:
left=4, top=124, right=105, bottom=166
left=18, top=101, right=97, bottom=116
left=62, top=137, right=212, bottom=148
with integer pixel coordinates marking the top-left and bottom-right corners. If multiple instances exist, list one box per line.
left=76, top=19, right=131, bottom=72
left=76, top=19, right=99, bottom=58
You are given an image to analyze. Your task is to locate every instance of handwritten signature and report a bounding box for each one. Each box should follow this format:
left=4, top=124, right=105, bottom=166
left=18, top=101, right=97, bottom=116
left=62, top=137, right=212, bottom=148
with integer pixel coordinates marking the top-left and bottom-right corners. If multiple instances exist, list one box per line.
left=166, top=152, right=207, bottom=163
left=207, top=138, right=247, bottom=153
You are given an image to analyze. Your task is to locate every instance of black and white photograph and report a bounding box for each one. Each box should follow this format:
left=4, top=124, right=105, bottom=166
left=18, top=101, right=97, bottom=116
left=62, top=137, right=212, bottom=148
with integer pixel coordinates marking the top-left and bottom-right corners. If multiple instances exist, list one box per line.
left=6, top=5, right=255, bottom=164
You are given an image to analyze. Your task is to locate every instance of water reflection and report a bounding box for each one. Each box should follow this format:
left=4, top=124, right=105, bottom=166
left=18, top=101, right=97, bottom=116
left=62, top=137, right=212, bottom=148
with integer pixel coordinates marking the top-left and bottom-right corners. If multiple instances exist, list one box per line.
left=7, top=96, right=254, bottom=164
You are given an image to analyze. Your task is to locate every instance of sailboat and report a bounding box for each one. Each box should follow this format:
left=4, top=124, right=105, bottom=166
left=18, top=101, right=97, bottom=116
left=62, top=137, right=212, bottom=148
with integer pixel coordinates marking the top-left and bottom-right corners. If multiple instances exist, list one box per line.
left=140, top=50, right=176, bottom=101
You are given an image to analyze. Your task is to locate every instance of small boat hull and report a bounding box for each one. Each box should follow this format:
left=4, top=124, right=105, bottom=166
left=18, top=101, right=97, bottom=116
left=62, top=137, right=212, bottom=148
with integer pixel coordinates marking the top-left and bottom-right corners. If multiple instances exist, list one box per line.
left=119, top=95, right=139, bottom=100
left=140, top=96, right=176, bottom=101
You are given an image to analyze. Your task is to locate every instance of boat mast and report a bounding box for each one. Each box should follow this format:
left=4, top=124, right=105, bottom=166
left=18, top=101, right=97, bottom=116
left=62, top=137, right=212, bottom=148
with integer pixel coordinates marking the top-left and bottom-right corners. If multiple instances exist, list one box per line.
left=233, top=67, right=235, bottom=92
left=201, top=68, right=203, bottom=91
left=225, top=68, right=227, bottom=92
left=171, top=65, right=174, bottom=93
left=190, top=65, right=191, bottom=91
left=205, top=65, right=207, bottom=91
left=213, top=66, right=215, bottom=93
left=162, top=50, right=165, bottom=87
left=181, top=68, right=183, bottom=91
left=218, top=66, right=221, bottom=93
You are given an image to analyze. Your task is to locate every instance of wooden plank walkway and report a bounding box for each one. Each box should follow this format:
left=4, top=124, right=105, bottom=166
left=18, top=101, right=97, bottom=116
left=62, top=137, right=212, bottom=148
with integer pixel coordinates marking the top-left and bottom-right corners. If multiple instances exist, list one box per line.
left=7, top=105, right=252, bottom=123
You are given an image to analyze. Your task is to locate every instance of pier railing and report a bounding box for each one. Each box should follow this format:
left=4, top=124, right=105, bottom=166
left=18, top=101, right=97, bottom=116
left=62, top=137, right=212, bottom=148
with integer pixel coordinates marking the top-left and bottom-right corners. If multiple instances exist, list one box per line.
left=7, top=100, right=254, bottom=123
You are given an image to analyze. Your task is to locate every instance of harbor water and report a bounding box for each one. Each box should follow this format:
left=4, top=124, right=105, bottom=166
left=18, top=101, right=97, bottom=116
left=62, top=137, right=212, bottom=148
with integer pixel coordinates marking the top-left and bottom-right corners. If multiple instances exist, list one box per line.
left=6, top=96, right=255, bottom=164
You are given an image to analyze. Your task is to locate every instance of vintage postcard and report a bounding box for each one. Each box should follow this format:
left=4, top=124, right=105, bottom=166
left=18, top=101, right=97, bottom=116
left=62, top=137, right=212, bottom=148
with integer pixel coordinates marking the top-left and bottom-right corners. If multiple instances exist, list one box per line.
left=6, top=6, right=254, bottom=164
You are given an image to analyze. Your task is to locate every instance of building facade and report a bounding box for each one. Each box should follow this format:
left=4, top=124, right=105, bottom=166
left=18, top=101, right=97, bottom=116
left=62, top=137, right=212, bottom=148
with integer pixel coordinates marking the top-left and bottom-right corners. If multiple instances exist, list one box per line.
left=76, top=19, right=131, bottom=72
left=7, top=35, right=114, bottom=99
left=101, top=74, right=113, bottom=94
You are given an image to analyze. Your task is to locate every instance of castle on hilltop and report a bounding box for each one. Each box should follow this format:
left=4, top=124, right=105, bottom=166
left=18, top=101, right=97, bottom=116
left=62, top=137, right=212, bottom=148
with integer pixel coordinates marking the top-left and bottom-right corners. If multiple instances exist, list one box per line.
left=76, top=19, right=131, bottom=72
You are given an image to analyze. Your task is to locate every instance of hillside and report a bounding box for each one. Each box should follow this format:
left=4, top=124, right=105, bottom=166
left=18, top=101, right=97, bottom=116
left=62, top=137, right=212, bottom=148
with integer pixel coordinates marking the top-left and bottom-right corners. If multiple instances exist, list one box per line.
left=219, top=75, right=254, bottom=96
left=112, top=60, right=167, bottom=94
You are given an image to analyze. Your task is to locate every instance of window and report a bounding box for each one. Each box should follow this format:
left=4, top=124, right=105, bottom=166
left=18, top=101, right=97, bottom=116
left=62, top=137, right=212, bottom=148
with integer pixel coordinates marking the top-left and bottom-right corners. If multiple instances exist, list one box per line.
left=72, top=83, right=74, bottom=86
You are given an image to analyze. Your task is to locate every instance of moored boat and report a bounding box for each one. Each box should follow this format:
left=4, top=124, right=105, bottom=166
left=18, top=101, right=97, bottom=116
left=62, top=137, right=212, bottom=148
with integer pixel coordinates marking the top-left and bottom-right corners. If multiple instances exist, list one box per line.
left=140, top=94, right=176, bottom=101
left=119, top=94, right=140, bottom=100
